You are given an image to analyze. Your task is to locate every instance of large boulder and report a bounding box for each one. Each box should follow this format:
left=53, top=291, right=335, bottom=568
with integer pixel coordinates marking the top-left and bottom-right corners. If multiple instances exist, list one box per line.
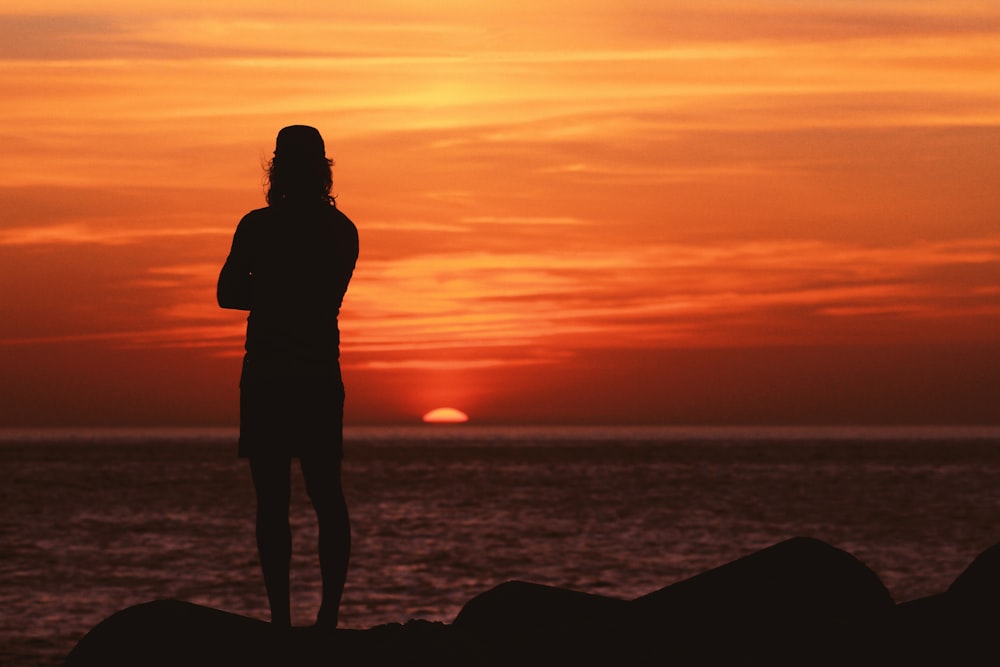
left=453, top=537, right=894, bottom=666
left=63, top=600, right=471, bottom=667
left=63, top=600, right=282, bottom=667
left=626, top=537, right=895, bottom=664
left=453, top=580, right=629, bottom=665
left=893, top=542, right=1000, bottom=664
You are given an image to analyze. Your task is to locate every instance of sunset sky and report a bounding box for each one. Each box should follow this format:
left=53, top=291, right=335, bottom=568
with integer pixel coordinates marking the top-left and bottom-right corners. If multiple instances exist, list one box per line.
left=1, top=1, right=998, bottom=426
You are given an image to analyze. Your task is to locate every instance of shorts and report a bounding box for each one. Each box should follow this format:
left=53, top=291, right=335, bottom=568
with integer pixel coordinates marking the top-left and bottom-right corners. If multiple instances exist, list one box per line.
left=238, top=367, right=345, bottom=460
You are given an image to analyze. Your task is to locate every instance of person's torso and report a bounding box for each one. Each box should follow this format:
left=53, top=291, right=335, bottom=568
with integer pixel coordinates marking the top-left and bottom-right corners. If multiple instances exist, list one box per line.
left=243, top=203, right=357, bottom=372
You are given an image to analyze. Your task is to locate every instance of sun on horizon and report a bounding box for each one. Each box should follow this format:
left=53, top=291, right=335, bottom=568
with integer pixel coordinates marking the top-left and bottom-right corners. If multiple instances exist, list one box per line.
left=422, top=407, right=470, bottom=424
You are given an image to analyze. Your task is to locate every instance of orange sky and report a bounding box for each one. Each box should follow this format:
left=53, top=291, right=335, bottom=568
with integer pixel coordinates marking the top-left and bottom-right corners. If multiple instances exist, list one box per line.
left=1, top=1, right=998, bottom=426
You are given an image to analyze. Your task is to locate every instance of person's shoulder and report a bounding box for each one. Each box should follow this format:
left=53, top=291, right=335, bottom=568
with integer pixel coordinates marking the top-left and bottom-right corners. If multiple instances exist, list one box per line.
left=242, top=206, right=274, bottom=221
left=328, top=204, right=358, bottom=235
left=328, top=203, right=354, bottom=222
left=229, top=208, right=273, bottom=251
left=237, top=206, right=272, bottom=226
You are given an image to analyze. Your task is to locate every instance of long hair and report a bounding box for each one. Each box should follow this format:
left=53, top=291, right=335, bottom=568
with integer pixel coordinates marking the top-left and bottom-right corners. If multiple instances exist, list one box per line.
left=265, top=154, right=334, bottom=206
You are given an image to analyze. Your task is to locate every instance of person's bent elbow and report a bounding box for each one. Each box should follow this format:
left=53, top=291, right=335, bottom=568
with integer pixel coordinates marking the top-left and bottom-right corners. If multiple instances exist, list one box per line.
left=218, top=291, right=251, bottom=311
left=217, top=270, right=252, bottom=310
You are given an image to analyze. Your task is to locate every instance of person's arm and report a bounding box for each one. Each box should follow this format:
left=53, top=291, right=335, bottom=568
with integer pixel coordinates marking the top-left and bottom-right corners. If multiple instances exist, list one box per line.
left=341, top=220, right=360, bottom=296
left=217, top=217, right=253, bottom=311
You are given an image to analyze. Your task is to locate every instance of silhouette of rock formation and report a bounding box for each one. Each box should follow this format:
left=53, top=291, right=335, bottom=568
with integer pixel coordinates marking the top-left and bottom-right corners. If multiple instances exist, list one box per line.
left=63, top=537, right=1000, bottom=667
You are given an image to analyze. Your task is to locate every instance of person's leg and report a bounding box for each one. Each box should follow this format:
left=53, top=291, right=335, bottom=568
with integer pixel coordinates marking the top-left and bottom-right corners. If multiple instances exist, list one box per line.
left=301, top=451, right=350, bottom=628
left=249, top=455, right=293, bottom=628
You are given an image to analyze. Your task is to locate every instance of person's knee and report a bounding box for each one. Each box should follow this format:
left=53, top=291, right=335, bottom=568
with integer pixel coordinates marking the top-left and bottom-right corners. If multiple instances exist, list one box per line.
left=256, top=499, right=290, bottom=523
left=308, top=484, right=347, bottom=519
left=250, top=456, right=291, bottom=504
left=301, top=455, right=343, bottom=500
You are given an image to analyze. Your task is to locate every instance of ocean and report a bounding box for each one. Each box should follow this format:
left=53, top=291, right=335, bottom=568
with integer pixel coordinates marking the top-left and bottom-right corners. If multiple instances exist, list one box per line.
left=2, top=425, right=1000, bottom=667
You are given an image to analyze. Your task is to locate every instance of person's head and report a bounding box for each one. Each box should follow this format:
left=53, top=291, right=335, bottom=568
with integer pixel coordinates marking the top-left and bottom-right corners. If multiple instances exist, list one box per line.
left=265, top=125, right=334, bottom=205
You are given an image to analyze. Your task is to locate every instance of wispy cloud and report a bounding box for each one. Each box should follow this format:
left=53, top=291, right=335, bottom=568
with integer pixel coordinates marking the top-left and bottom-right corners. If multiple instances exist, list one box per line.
left=341, top=235, right=1000, bottom=357
left=350, top=357, right=553, bottom=371
left=0, top=223, right=229, bottom=246
left=0, top=323, right=243, bottom=349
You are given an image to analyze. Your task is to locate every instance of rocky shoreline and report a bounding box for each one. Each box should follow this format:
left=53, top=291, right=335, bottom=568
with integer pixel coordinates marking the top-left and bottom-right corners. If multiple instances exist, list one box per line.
left=63, top=537, right=1000, bottom=666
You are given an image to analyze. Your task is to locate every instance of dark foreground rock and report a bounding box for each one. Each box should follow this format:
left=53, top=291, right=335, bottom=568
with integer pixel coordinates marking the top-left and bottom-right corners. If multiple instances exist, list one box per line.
left=890, top=542, right=1000, bottom=664
left=63, top=603, right=476, bottom=667
left=453, top=537, right=893, bottom=666
left=63, top=537, right=1000, bottom=667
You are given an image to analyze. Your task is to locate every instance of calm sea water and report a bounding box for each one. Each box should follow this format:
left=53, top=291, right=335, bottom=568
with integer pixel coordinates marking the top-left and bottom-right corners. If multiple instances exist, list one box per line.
left=2, top=425, right=1000, bottom=667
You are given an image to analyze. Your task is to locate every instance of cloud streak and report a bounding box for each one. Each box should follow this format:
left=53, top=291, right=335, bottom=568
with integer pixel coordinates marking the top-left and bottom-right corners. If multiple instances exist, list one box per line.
left=342, top=236, right=1000, bottom=359
left=0, top=223, right=229, bottom=246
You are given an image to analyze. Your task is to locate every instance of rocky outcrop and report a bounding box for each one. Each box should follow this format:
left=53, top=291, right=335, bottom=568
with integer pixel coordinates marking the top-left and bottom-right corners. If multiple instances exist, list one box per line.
left=63, top=537, right=1000, bottom=667
left=453, top=537, right=894, bottom=666
left=891, top=541, right=1000, bottom=664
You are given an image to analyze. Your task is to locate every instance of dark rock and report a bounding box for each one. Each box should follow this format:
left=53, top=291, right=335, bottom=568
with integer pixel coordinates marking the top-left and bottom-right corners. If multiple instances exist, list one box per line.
left=63, top=601, right=477, bottom=667
left=453, top=581, right=629, bottom=665
left=333, top=618, right=481, bottom=666
left=892, top=542, right=1000, bottom=665
left=451, top=537, right=895, bottom=666
left=63, top=600, right=279, bottom=667
left=626, top=537, right=895, bottom=664
left=947, top=541, right=1000, bottom=606
left=67, top=537, right=1000, bottom=667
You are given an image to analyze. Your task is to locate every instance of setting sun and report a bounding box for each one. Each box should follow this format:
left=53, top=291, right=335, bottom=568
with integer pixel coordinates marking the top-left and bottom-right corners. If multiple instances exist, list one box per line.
left=422, top=408, right=470, bottom=424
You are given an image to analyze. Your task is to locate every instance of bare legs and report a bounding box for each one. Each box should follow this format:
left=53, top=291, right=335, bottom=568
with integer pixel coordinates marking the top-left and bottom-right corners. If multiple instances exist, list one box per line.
left=250, top=453, right=350, bottom=629
left=302, top=453, right=351, bottom=628
left=249, top=456, right=293, bottom=628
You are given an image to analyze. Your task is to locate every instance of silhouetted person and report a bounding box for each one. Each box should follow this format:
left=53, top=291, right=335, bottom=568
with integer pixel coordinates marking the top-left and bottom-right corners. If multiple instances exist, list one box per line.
left=217, top=125, right=359, bottom=630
